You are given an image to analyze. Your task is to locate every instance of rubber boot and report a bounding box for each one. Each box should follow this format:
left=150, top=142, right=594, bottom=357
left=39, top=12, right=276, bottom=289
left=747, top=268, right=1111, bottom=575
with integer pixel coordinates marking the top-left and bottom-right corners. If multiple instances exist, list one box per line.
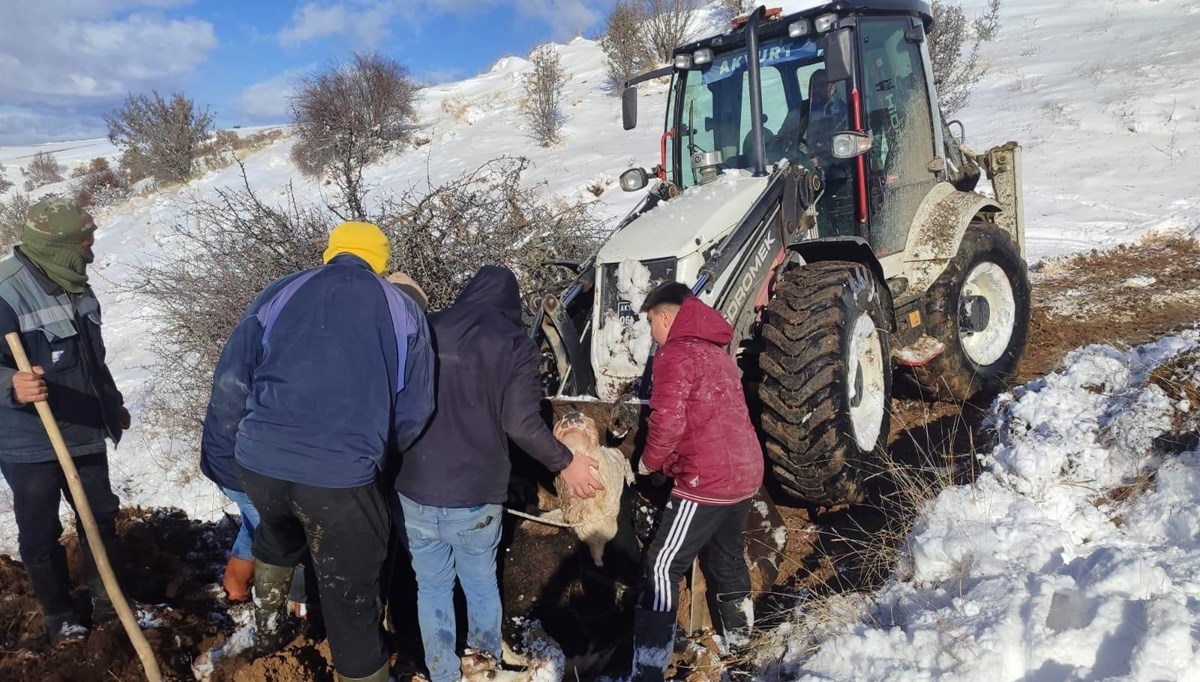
left=25, top=550, right=86, bottom=644
left=337, top=661, right=392, bottom=682
left=631, top=606, right=677, bottom=682
left=252, top=561, right=295, bottom=655
left=715, top=596, right=754, bottom=651
left=83, top=533, right=128, bottom=626
left=223, top=556, right=255, bottom=602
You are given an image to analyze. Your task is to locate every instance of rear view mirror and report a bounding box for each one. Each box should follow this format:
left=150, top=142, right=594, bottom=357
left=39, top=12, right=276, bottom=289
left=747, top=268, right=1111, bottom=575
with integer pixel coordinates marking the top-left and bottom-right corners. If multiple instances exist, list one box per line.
left=824, top=28, right=855, bottom=83
left=622, top=86, right=638, bottom=130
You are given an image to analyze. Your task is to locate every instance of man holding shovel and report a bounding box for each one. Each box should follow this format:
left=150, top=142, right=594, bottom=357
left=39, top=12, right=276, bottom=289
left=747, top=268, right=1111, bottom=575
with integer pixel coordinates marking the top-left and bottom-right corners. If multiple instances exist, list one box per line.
left=0, top=198, right=130, bottom=644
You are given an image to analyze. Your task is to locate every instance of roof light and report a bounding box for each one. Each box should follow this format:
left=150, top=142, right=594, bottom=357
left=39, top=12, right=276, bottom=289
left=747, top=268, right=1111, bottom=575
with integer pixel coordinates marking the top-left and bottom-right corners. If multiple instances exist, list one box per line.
left=788, top=20, right=811, bottom=37
left=814, top=13, right=838, bottom=32
left=673, top=53, right=694, bottom=70
left=693, top=48, right=714, bottom=65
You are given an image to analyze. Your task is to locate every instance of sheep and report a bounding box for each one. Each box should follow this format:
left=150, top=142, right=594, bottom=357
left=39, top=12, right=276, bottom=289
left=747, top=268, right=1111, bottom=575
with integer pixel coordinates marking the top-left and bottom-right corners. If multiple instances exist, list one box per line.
left=549, top=411, right=634, bottom=567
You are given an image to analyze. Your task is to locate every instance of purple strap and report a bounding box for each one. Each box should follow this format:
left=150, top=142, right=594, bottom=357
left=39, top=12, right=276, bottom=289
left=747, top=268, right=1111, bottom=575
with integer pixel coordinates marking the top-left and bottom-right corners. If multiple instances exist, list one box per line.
left=255, top=269, right=321, bottom=353
left=377, top=278, right=412, bottom=393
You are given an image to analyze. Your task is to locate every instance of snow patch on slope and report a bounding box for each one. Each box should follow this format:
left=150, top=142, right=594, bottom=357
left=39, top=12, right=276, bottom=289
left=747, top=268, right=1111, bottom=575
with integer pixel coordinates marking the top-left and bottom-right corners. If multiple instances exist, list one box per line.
left=760, top=332, right=1200, bottom=681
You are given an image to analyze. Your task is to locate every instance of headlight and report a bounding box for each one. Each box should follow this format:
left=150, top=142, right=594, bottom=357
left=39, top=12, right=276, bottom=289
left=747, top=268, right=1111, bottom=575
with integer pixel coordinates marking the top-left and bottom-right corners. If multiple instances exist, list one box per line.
left=619, top=168, right=650, bottom=192
left=814, top=13, right=838, bottom=33
left=832, top=131, right=873, bottom=159
left=673, top=53, right=694, bottom=70
left=788, top=20, right=810, bottom=37
left=693, top=48, right=714, bottom=65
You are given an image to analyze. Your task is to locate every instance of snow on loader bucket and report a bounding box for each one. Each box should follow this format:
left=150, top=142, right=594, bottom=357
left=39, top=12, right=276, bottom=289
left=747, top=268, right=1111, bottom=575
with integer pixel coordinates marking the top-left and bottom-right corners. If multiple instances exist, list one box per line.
left=505, top=2, right=1029, bottom=675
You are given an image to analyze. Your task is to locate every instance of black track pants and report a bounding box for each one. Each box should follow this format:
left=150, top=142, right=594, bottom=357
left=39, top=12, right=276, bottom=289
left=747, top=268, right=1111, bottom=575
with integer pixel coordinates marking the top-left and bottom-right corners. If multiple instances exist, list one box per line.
left=631, top=497, right=752, bottom=681
left=239, top=465, right=390, bottom=679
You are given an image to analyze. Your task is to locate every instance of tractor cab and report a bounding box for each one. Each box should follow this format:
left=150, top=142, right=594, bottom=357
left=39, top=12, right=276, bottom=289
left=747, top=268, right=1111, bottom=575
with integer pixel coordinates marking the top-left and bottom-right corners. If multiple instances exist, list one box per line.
left=622, top=0, right=969, bottom=259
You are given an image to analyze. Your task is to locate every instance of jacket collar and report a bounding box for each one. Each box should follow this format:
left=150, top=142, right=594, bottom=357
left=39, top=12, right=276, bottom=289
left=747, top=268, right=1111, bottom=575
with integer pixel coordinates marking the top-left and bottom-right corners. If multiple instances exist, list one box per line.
left=13, top=246, right=66, bottom=296
left=327, top=253, right=375, bottom=271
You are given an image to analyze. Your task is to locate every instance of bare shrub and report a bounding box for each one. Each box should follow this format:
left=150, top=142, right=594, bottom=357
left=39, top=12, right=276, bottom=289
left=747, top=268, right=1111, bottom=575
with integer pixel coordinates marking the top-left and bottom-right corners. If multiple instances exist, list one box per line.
left=930, top=0, right=1002, bottom=115
left=716, top=0, right=756, bottom=19
left=128, top=166, right=333, bottom=458
left=0, top=192, right=32, bottom=256
left=22, top=151, right=64, bottom=191
left=600, top=1, right=652, bottom=93
left=69, top=157, right=129, bottom=208
left=378, top=156, right=606, bottom=311
left=132, top=156, right=604, bottom=462
left=0, top=170, right=13, bottom=193
left=197, top=128, right=287, bottom=172
left=644, top=0, right=699, bottom=65
left=290, top=52, right=420, bottom=219
left=523, top=45, right=570, bottom=147
left=104, top=90, right=215, bottom=185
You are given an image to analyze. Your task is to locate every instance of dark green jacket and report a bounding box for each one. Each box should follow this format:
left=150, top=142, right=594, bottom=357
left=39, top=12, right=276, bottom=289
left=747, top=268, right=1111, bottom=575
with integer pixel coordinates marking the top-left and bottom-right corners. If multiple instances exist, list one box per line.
left=0, top=248, right=124, bottom=464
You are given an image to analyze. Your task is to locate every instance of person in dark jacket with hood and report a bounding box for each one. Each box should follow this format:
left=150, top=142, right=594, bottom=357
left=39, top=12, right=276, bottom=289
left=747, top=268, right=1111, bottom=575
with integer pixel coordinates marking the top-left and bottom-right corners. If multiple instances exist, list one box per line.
left=395, top=266, right=603, bottom=682
left=203, top=221, right=434, bottom=682
left=631, top=281, right=764, bottom=682
left=0, top=198, right=130, bottom=644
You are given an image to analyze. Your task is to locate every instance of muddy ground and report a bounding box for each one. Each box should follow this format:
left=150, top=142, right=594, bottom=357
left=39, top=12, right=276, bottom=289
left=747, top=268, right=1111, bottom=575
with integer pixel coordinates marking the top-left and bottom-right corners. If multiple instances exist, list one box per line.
left=3, top=235, right=1200, bottom=681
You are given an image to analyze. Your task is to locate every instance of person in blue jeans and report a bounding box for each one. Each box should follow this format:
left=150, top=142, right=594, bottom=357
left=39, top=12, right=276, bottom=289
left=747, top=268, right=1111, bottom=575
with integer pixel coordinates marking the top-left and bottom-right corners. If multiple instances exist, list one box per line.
left=395, top=267, right=603, bottom=682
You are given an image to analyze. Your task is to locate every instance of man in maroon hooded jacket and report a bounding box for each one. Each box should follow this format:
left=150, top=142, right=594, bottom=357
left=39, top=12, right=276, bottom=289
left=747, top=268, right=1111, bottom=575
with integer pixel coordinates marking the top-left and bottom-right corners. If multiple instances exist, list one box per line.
left=631, top=281, right=764, bottom=681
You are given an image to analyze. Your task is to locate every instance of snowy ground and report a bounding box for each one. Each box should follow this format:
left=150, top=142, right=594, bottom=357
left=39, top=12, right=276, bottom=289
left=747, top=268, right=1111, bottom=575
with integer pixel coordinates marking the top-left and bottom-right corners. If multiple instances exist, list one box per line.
left=759, top=332, right=1200, bottom=681
left=0, top=0, right=1198, bottom=675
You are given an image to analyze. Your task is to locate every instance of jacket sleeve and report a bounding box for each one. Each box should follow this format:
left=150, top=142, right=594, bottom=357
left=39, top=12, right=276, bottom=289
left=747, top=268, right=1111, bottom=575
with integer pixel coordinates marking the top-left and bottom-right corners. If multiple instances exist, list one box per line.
left=640, top=344, right=694, bottom=474
left=392, top=305, right=435, bottom=452
left=502, top=337, right=572, bottom=473
left=0, top=299, right=21, bottom=408
left=200, top=303, right=265, bottom=491
left=91, top=299, right=125, bottom=407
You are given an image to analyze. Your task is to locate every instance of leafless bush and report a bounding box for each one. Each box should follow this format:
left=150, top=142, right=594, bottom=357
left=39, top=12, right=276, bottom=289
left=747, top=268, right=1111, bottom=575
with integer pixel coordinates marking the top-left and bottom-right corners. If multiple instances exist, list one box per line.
left=378, top=156, right=606, bottom=311
left=644, top=0, right=699, bottom=65
left=523, top=45, right=570, bottom=147
left=128, top=165, right=333, bottom=457
left=68, top=157, right=129, bottom=208
left=104, top=90, right=215, bottom=184
left=716, top=0, right=756, bottom=19
left=930, top=0, right=1001, bottom=115
left=600, top=1, right=652, bottom=93
left=132, top=156, right=604, bottom=462
left=197, top=128, right=287, bottom=172
left=0, top=170, right=13, bottom=193
left=22, top=151, right=64, bottom=191
left=0, top=192, right=32, bottom=256
left=290, top=52, right=420, bottom=219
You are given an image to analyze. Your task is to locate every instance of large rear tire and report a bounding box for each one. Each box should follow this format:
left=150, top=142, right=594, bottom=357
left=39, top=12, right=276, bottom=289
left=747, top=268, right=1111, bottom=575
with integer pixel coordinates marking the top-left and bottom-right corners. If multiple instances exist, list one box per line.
left=759, top=262, right=892, bottom=506
left=913, top=225, right=1031, bottom=401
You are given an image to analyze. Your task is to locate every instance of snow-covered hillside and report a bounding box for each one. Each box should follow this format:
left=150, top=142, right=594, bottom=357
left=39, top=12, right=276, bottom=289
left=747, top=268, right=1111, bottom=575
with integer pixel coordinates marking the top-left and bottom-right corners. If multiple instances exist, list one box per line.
left=0, top=1, right=1198, bottom=676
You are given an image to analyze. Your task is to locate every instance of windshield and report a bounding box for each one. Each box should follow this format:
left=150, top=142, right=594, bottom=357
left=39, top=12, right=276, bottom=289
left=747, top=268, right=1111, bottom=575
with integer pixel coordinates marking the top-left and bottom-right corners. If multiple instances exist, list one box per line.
left=676, top=34, right=849, bottom=188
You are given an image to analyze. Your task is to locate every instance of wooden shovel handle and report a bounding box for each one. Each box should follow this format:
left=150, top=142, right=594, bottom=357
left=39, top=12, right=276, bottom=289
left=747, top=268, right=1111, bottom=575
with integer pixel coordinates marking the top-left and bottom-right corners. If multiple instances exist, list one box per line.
left=4, top=332, right=163, bottom=682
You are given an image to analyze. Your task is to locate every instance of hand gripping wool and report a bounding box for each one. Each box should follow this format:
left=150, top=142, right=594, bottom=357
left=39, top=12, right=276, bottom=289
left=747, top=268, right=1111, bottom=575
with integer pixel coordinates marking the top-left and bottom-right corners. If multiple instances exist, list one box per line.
left=551, top=411, right=634, bottom=566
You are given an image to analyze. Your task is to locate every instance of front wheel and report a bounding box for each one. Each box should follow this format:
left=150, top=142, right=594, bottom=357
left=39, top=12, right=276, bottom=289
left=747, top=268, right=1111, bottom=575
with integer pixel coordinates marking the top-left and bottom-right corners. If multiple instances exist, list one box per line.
left=913, top=224, right=1031, bottom=401
left=758, top=261, right=892, bottom=506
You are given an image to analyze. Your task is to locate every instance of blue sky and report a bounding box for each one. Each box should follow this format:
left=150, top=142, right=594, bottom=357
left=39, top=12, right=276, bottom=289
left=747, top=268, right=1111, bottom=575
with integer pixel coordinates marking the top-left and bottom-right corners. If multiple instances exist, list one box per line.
left=0, top=0, right=619, bottom=146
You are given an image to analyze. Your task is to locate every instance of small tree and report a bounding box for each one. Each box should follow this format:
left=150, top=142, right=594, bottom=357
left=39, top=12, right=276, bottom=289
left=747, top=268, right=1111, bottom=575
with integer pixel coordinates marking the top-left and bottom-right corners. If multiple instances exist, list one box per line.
left=644, top=0, right=699, bottom=65
left=0, top=192, right=31, bottom=255
left=104, top=91, right=214, bottom=185
left=929, top=0, right=1001, bottom=115
left=523, top=45, right=570, bottom=147
left=290, top=52, right=421, bottom=220
left=601, top=1, right=652, bottom=94
left=22, top=151, right=64, bottom=190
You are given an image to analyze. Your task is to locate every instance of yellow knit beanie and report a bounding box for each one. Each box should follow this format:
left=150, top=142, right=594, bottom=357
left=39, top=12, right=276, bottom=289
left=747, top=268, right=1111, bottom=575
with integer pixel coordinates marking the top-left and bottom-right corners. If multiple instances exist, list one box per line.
left=323, top=221, right=390, bottom=275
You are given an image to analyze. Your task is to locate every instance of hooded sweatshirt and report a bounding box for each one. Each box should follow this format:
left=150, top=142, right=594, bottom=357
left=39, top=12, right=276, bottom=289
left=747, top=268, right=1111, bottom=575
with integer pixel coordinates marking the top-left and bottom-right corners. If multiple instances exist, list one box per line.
left=640, top=296, right=764, bottom=505
left=396, top=266, right=572, bottom=508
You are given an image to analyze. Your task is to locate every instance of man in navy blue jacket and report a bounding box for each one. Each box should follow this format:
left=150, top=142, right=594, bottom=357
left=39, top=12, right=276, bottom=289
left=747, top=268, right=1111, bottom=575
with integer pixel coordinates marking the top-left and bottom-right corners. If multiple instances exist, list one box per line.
left=395, top=266, right=602, bottom=681
left=203, top=221, right=433, bottom=682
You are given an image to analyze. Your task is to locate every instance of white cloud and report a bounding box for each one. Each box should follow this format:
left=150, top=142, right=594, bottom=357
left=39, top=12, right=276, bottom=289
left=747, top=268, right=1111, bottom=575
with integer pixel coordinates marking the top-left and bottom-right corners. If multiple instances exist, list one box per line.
left=277, top=0, right=608, bottom=47
left=0, top=1, right=217, bottom=143
left=238, top=68, right=311, bottom=123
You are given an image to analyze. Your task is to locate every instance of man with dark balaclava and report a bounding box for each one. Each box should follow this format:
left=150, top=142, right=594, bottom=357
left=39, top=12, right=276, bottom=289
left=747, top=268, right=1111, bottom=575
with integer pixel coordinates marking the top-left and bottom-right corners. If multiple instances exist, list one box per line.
left=0, top=197, right=131, bottom=644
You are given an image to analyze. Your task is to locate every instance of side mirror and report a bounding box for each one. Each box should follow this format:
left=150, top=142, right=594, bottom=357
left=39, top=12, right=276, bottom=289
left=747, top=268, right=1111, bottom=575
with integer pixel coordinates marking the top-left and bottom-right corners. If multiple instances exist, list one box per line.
left=831, top=131, right=873, bottom=159
left=622, top=86, right=638, bottom=130
left=825, top=28, right=855, bottom=83
left=619, top=167, right=650, bottom=192
left=905, top=22, right=926, bottom=43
